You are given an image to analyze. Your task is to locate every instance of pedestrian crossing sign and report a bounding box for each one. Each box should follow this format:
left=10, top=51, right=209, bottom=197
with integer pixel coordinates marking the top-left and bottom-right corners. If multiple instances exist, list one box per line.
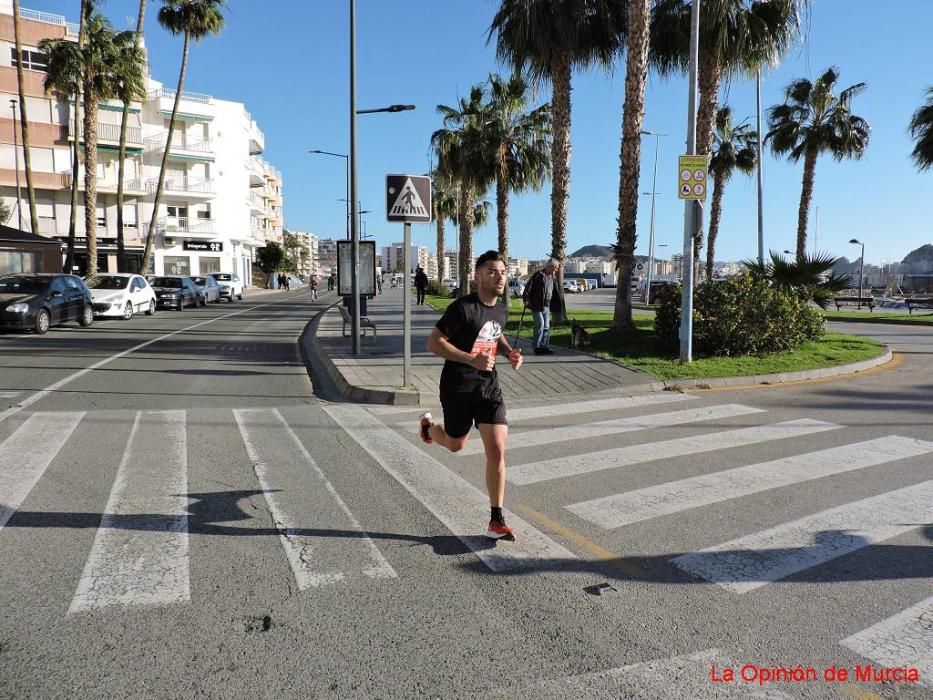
left=386, top=174, right=432, bottom=223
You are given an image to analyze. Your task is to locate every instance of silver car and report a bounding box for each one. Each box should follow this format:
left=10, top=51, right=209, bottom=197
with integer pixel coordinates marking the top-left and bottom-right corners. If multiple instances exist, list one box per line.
left=190, top=275, right=222, bottom=304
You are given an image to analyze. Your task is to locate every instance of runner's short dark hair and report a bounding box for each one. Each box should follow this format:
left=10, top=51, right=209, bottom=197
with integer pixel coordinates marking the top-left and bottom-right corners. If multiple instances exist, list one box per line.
left=475, top=250, right=506, bottom=270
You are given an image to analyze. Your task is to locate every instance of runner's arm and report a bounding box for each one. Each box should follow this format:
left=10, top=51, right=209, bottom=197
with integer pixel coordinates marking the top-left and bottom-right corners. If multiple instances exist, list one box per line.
left=427, top=328, right=480, bottom=366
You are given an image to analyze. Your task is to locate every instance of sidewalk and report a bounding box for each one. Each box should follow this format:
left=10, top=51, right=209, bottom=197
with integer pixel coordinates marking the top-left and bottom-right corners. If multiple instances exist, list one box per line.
left=308, top=286, right=661, bottom=406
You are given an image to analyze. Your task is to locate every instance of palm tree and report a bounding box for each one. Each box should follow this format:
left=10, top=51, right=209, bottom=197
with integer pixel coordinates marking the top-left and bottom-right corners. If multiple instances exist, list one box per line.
left=431, top=172, right=459, bottom=282
left=766, top=67, right=870, bottom=260
left=612, top=0, right=651, bottom=333
left=116, top=0, right=150, bottom=272
left=489, top=0, right=623, bottom=273
left=909, top=87, right=933, bottom=171
left=486, top=72, right=551, bottom=261
left=650, top=0, right=808, bottom=262
left=11, top=0, right=39, bottom=232
left=142, top=0, right=227, bottom=274
left=706, top=106, right=757, bottom=280
left=431, top=85, right=496, bottom=296
left=743, top=251, right=851, bottom=309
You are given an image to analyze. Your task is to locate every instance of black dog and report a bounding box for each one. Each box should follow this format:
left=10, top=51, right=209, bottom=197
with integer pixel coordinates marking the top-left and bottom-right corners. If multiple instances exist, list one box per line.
left=570, top=320, right=590, bottom=349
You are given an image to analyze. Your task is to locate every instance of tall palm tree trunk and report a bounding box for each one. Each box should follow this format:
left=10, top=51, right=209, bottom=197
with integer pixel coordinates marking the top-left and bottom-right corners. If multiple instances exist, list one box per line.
left=796, top=148, right=818, bottom=261
left=612, top=0, right=651, bottom=333
left=116, top=0, right=147, bottom=272
left=495, top=146, right=509, bottom=260
left=693, top=49, right=722, bottom=269
left=142, top=32, right=190, bottom=274
left=82, top=88, right=99, bottom=275
left=549, top=47, right=572, bottom=320
left=458, top=185, right=475, bottom=297
left=11, top=0, right=38, bottom=233
left=66, top=2, right=89, bottom=271
left=706, top=170, right=726, bottom=280
left=435, top=216, right=445, bottom=284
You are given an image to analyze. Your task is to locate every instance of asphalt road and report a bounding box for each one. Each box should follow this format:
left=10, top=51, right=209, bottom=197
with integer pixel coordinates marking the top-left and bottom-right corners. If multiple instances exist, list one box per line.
left=0, top=289, right=929, bottom=699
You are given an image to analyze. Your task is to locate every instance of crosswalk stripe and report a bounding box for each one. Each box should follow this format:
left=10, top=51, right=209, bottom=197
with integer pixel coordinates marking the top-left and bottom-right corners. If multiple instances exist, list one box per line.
left=233, top=408, right=396, bottom=588
left=393, top=392, right=693, bottom=433
left=0, top=411, right=85, bottom=531
left=324, top=404, right=578, bottom=573
left=509, top=418, right=840, bottom=486
left=69, top=411, right=189, bottom=613
left=523, top=649, right=792, bottom=699
left=567, top=435, right=933, bottom=529
left=671, top=480, right=933, bottom=594
left=0, top=391, right=20, bottom=399
left=841, top=595, right=933, bottom=689
left=457, top=403, right=764, bottom=456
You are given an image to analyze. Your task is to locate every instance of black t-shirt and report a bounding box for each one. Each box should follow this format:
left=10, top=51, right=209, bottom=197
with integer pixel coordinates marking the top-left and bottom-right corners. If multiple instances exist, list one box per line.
left=435, top=293, right=507, bottom=393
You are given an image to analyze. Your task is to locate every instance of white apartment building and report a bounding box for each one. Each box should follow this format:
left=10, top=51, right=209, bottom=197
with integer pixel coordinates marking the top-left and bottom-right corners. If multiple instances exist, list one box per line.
left=317, top=238, right=337, bottom=276
left=381, top=242, right=430, bottom=275
left=0, top=3, right=283, bottom=282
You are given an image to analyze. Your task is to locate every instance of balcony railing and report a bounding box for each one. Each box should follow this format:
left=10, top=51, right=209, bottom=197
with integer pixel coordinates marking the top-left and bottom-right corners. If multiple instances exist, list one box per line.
left=157, top=217, right=215, bottom=235
left=148, top=88, right=212, bottom=104
left=144, top=134, right=212, bottom=153
left=59, top=173, right=144, bottom=192
left=71, top=121, right=142, bottom=145
left=148, top=177, right=214, bottom=195
left=19, top=7, right=79, bottom=36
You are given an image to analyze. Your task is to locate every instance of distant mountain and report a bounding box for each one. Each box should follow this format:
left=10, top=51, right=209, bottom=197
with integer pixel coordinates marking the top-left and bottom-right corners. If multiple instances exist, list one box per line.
left=569, top=244, right=613, bottom=258
left=902, top=244, right=933, bottom=264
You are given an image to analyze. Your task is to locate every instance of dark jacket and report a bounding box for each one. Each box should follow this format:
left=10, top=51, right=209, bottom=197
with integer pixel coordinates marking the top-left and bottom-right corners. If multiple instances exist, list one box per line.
left=522, top=270, right=562, bottom=313
left=414, top=270, right=429, bottom=290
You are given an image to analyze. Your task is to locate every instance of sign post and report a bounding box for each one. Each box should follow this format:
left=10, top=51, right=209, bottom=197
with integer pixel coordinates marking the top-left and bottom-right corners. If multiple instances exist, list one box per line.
left=386, top=174, right=431, bottom=389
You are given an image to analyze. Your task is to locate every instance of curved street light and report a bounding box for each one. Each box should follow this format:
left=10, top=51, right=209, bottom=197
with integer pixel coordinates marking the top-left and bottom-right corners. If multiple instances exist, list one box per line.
left=849, top=238, right=865, bottom=308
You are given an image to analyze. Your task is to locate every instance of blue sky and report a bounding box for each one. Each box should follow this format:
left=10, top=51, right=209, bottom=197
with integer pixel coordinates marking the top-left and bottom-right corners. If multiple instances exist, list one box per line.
left=35, top=1, right=933, bottom=266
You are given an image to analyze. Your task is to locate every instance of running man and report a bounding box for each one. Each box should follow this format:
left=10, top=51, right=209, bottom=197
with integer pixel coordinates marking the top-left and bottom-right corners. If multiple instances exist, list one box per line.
left=418, top=250, right=523, bottom=541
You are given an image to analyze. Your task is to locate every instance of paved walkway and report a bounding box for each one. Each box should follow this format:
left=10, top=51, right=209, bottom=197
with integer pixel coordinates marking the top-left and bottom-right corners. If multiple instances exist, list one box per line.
left=310, top=286, right=659, bottom=406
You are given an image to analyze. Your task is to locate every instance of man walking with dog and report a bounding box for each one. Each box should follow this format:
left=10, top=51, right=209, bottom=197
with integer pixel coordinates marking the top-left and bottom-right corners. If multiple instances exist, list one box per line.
left=522, top=258, right=562, bottom=355
left=418, top=250, right=523, bottom=541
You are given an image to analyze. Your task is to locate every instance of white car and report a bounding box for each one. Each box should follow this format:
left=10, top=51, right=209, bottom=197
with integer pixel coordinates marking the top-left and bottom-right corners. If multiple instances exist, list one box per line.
left=86, top=273, right=157, bottom=319
left=211, top=272, right=245, bottom=302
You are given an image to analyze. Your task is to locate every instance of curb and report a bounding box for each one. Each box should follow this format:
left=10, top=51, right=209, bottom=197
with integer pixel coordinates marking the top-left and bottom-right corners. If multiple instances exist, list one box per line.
left=301, top=302, right=421, bottom=406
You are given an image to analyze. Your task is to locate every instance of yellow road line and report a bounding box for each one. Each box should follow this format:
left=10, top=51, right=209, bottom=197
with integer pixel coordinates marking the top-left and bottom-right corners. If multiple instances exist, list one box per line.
left=514, top=505, right=647, bottom=579
left=687, top=352, right=903, bottom=394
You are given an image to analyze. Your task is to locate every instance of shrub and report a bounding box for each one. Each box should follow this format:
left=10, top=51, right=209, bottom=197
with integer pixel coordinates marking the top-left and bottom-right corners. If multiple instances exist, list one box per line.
left=426, top=280, right=448, bottom=297
left=655, top=275, right=824, bottom=356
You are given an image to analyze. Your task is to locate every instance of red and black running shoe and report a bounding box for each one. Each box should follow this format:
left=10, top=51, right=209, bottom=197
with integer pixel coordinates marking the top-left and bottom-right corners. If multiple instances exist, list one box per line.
left=486, top=520, right=515, bottom=541
left=418, top=412, right=433, bottom=445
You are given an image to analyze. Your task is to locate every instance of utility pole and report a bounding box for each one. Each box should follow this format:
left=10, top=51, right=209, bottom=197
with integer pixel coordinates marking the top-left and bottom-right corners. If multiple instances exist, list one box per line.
left=756, top=68, right=765, bottom=265
left=679, top=0, right=701, bottom=363
left=10, top=99, right=22, bottom=230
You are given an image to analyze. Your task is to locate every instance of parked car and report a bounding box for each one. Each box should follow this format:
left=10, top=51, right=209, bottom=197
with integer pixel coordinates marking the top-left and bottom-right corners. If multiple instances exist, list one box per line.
left=86, top=273, right=157, bottom=319
left=507, top=279, right=526, bottom=298
left=211, top=272, right=244, bottom=302
left=190, top=275, right=221, bottom=304
left=149, top=276, right=201, bottom=310
left=442, top=278, right=459, bottom=290
left=0, top=273, right=94, bottom=334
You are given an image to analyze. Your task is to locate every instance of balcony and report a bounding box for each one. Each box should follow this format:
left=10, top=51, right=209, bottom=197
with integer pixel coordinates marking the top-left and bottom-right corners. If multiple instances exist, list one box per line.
left=70, top=121, right=143, bottom=148
left=144, top=134, right=214, bottom=160
left=59, top=172, right=147, bottom=195
left=157, top=217, right=217, bottom=240
left=147, top=88, right=214, bottom=122
left=148, top=177, right=215, bottom=198
left=18, top=7, right=80, bottom=36
left=247, top=192, right=266, bottom=215
left=246, top=157, right=265, bottom=187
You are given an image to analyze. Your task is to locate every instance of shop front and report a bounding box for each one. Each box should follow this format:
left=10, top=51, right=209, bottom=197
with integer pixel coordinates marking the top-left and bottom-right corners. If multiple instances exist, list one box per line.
left=0, top=226, right=63, bottom=274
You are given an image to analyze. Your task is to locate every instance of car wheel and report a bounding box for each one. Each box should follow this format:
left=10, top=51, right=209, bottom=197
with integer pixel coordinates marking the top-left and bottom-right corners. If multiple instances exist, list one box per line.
left=79, top=304, right=94, bottom=327
left=237, top=291, right=243, bottom=300
left=34, top=309, right=50, bottom=335
left=228, top=295, right=235, bottom=303
left=177, top=298, right=184, bottom=311
left=145, top=299, right=156, bottom=316
left=122, top=301, right=134, bottom=320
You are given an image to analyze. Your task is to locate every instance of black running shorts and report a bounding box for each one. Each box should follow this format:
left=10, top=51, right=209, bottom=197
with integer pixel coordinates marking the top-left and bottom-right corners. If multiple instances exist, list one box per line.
left=440, top=386, right=508, bottom=439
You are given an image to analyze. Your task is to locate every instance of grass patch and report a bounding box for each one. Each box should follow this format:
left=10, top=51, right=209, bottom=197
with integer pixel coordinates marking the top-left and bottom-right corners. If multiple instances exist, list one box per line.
left=427, top=294, right=887, bottom=381
left=822, top=310, right=933, bottom=326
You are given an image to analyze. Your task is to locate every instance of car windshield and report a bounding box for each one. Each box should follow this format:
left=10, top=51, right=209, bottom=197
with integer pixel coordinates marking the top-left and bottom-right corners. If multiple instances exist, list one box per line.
left=212, top=274, right=232, bottom=282
left=150, top=277, right=182, bottom=288
left=87, top=275, right=130, bottom=290
left=190, top=277, right=206, bottom=286
left=0, top=276, right=49, bottom=293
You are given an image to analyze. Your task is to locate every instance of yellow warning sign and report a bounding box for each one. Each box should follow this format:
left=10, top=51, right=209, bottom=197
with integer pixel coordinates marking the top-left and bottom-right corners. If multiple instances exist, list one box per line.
left=678, top=155, right=709, bottom=200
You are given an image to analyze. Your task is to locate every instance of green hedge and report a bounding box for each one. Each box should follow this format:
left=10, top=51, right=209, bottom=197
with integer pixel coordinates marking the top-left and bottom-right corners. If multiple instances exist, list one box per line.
left=655, top=275, right=824, bottom=356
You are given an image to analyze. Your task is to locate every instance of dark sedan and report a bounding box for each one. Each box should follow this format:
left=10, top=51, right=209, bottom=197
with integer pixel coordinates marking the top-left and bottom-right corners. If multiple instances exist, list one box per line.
left=150, top=276, right=202, bottom=310
left=0, top=273, right=95, bottom=334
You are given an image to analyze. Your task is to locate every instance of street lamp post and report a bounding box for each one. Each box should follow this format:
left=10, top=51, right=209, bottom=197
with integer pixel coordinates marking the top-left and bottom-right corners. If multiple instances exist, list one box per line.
left=309, top=150, right=349, bottom=240
left=640, top=129, right=664, bottom=304
left=10, top=99, right=22, bottom=230
left=679, top=0, right=701, bottom=362
left=850, top=238, right=865, bottom=308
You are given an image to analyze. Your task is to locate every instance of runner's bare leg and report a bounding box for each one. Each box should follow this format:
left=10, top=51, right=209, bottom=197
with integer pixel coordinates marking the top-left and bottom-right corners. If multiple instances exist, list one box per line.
left=477, top=423, right=508, bottom=507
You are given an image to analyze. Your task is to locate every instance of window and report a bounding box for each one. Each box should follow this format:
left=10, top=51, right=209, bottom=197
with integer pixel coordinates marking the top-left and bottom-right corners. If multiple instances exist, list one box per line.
left=64, top=276, right=81, bottom=290
left=96, top=205, right=106, bottom=227
left=164, top=256, right=190, bottom=276
left=122, top=204, right=137, bottom=228
left=10, top=48, right=48, bottom=72
left=200, top=257, right=221, bottom=274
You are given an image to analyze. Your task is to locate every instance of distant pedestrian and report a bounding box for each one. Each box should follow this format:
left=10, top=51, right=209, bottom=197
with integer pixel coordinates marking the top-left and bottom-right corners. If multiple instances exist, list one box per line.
left=414, top=266, right=429, bottom=305
left=418, top=250, right=523, bottom=541
left=522, top=259, right=562, bottom=355
left=376, top=275, right=383, bottom=294
left=309, top=275, right=319, bottom=300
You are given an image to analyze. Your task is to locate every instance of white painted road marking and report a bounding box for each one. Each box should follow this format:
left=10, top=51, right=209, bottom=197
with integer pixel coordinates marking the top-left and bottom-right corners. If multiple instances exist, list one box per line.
left=0, top=411, right=84, bottom=531
left=671, top=480, right=933, bottom=594
left=394, top=392, right=694, bottom=434
left=458, top=403, right=764, bottom=455
left=523, top=649, right=792, bottom=699
left=69, top=411, right=189, bottom=613
left=234, top=408, right=396, bottom=588
left=325, top=404, right=578, bottom=573
left=841, top=595, right=933, bottom=689
left=508, top=418, right=840, bottom=486
left=0, top=390, right=20, bottom=399
left=567, top=435, right=933, bottom=529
